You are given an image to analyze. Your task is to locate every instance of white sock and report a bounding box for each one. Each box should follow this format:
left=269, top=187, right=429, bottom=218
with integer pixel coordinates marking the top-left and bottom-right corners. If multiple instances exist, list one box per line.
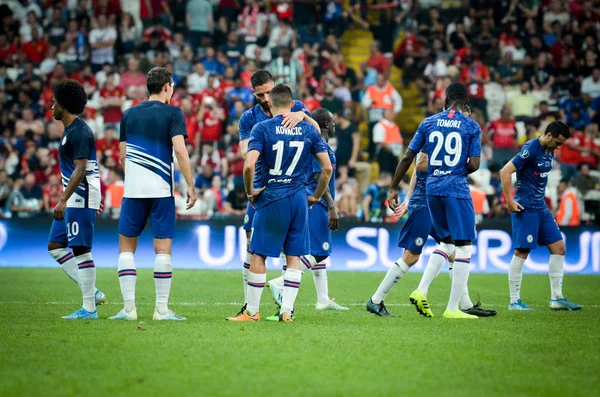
left=243, top=252, right=251, bottom=305
left=75, top=253, right=96, bottom=312
left=548, top=254, right=564, bottom=300
left=49, top=248, right=79, bottom=285
left=449, top=263, right=474, bottom=310
left=372, top=258, right=410, bottom=304
left=247, top=272, right=266, bottom=315
left=311, top=258, right=330, bottom=305
left=300, top=254, right=315, bottom=271
left=417, top=249, right=447, bottom=295
left=154, top=254, right=172, bottom=314
left=447, top=246, right=471, bottom=311
left=280, top=251, right=287, bottom=276
left=118, top=252, right=137, bottom=312
left=508, top=255, right=526, bottom=303
left=282, top=268, right=303, bottom=315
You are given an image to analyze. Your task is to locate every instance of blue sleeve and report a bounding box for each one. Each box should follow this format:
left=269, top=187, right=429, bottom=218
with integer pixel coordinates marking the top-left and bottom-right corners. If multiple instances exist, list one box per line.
left=292, top=100, right=311, bottom=117
left=408, top=121, right=426, bottom=153
left=311, top=156, right=322, bottom=174
left=194, top=175, right=202, bottom=189
left=364, top=185, right=377, bottom=199
left=469, top=123, right=482, bottom=157
left=512, top=143, right=532, bottom=170
left=170, top=108, right=188, bottom=139
left=247, top=124, right=264, bottom=154
left=72, top=131, right=91, bottom=160
left=119, top=111, right=127, bottom=142
left=238, top=110, right=253, bottom=141
left=309, top=128, right=327, bottom=155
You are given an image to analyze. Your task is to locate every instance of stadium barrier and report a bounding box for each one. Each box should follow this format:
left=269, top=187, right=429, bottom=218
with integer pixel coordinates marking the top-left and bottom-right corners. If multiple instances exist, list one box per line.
left=0, top=218, right=598, bottom=273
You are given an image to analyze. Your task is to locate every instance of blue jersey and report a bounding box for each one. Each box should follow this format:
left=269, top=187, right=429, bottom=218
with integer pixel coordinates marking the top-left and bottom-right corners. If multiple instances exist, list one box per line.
left=408, top=109, right=481, bottom=199
left=238, top=100, right=311, bottom=141
left=306, top=143, right=335, bottom=208
left=120, top=101, right=187, bottom=198
left=408, top=171, right=427, bottom=212
left=60, top=118, right=101, bottom=209
left=248, top=116, right=326, bottom=209
left=511, top=138, right=553, bottom=212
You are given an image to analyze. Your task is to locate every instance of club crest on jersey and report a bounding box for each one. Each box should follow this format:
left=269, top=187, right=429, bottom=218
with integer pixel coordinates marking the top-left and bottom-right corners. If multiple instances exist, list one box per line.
left=415, top=237, right=424, bottom=247
left=322, top=242, right=330, bottom=251
left=244, top=214, right=249, bottom=225
left=62, top=136, right=67, bottom=145
left=520, top=149, right=529, bottom=159
left=527, top=234, right=533, bottom=243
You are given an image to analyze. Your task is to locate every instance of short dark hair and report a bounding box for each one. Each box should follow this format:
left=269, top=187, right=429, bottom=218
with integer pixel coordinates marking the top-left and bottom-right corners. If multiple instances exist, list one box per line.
left=146, top=67, right=172, bottom=95
left=250, top=70, right=273, bottom=89
left=546, top=121, right=571, bottom=139
left=270, top=84, right=293, bottom=108
left=312, top=108, right=332, bottom=129
left=445, top=82, right=469, bottom=104
left=53, top=79, right=87, bottom=115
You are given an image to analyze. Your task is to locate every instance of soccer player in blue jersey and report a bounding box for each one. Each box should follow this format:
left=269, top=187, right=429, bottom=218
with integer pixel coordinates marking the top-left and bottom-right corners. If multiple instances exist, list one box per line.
left=109, top=67, right=197, bottom=321
left=385, top=82, right=482, bottom=319
left=47, top=80, right=103, bottom=319
left=227, top=84, right=333, bottom=323
left=236, top=70, right=314, bottom=314
left=366, top=152, right=496, bottom=318
left=267, top=108, right=349, bottom=311
left=500, top=121, right=582, bottom=311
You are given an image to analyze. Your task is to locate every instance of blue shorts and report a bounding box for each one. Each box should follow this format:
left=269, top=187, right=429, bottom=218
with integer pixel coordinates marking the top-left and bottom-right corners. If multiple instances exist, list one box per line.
left=511, top=209, right=562, bottom=249
left=243, top=202, right=255, bottom=232
left=309, top=203, right=332, bottom=257
left=48, top=208, right=96, bottom=248
left=427, top=196, right=476, bottom=242
left=397, top=207, right=440, bottom=254
left=118, top=197, right=176, bottom=239
left=250, top=189, right=309, bottom=258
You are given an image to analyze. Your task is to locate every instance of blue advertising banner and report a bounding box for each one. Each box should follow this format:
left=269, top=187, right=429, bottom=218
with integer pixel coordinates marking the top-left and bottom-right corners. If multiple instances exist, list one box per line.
left=0, top=218, right=598, bottom=273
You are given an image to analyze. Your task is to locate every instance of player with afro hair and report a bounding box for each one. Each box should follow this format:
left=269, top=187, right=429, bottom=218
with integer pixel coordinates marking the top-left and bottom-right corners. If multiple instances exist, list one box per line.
left=52, top=79, right=88, bottom=120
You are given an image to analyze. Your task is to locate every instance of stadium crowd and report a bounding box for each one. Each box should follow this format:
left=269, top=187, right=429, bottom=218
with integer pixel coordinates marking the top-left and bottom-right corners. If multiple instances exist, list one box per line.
left=0, top=0, right=599, bottom=225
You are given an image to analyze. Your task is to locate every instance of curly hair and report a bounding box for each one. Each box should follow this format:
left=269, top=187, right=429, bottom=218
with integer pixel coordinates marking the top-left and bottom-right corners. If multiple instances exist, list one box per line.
left=53, top=79, right=87, bottom=115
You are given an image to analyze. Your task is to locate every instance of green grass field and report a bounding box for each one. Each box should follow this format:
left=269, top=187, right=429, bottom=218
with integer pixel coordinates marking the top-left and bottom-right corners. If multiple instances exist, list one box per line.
left=1, top=269, right=598, bottom=397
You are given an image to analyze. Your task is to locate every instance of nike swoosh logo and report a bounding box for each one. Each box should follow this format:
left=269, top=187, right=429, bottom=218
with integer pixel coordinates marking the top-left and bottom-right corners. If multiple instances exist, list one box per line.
left=537, top=163, right=543, bottom=166
left=68, top=237, right=75, bottom=241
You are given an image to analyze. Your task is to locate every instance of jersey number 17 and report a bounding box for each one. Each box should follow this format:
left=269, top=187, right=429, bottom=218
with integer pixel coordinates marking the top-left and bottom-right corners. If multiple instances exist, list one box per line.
left=269, top=141, right=305, bottom=176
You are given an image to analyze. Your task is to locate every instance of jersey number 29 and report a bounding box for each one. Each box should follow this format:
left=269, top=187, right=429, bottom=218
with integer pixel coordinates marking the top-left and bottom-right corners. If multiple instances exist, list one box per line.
left=269, top=141, right=304, bottom=176
left=429, top=131, right=463, bottom=167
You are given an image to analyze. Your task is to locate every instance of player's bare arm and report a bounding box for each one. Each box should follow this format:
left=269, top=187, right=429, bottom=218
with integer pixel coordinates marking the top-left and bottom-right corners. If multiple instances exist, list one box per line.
left=467, top=156, right=481, bottom=174
left=243, top=150, right=265, bottom=205
left=54, top=158, right=87, bottom=221
left=172, top=135, right=197, bottom=210
left=388, top=148, right=417, bottom=210
left=500, top=161, right=524, bottom=212
left=309, top=152, right=333, bottom=208
left=239, top=139, right=249, bottom=160
left=119, top=141, right=127, bottom=171
left=314, top=172, right=339, bottom=231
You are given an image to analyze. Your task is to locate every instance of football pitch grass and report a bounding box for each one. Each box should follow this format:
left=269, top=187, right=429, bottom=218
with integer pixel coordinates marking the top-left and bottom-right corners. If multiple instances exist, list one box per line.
left=1, top=269, right=599, bottom=397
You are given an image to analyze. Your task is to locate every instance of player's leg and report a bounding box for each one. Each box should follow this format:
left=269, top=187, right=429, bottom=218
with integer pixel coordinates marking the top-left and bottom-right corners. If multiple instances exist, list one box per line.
left=439, top=197, right=477, bottom=320
left=538, top=210, right=582, bottom=310
left=508, top=210, right=537, bottom=310
left=241, top=203, right=255, bottom=312
left=271, top=190, right=310, bottom=322
left=110, top=197, right=148, bottom=320
left=447, top=251, right=497, bottom=317
left=61, top=208, right=99, bottom=320
left=228, top=200, right=289, bottom=321
left=150, top=198, right=185, bottom=321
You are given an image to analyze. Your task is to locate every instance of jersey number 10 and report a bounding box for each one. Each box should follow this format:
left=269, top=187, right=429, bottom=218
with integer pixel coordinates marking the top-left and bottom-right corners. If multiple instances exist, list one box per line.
left=429, top=131, right=463, bottom=167
left=269, top=141, right=305, bottom=176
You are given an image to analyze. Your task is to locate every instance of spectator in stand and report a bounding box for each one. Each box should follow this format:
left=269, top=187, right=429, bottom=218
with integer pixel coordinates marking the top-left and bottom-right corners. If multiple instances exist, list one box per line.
left=573, top=164, right=600, bottom=198
left=19, top=11, right=43, bottom=43
left=469, top=177, right=490, bottom=225
left=300, top=87, right=322, bottom=113
left=221, top=31, right=245, bottom=67
left=527, top=52, right=554, bottom=92
left=559, top=129, right=585, bottom=182
left=560, top=88, right=586, bottom=120
left=223, top=184, right=247, bottom=216
left=202, top=47, right=225, bottom=75
left=267, top=19, right=296, bottom=54
left=15, top=108, right=44, bottom=138
left=0, top=33, right=18, bottom=64
left=12, top=173, right=42, bottom=217
left=495, top=51, right=522, bottom=87
left=42, top=173, right=62, bottom=213
left=174, top=44, right=194, bottom=78
left=89, top=14, right=117, bottom=72
left=269, top=47, right=302, bottom=96
left=394, top=28, right=429, bottom=87
left=120, top=58, right=146, bottom=93
left=120, top=13, right=142, bottom=55
left=198, top=96, right=225, bottom=144
left=556, top=179, right=581, bottom=226
left=95, top=63, right=121, bottom=89
left=179, top=98, right=200, bottom=148
left=460, top=55, right=490, bottom=121
left=226, top=75, right=254, bottom=112
left=0, top=170, right=11, bottom=216
left=581, top=68, right=600, bottom=101
left=96, top=126, right=120, bottom=164
left=362, top=172, right=397, bottom=223
left=373, top=109, right=403, bottom=175
left=508, top=81, right=538, bottom=122
left=104, top=169, right=124, bottom=219
left=237, top=0, right=268, bottom=46
left=486, top=105, right=518, bottom=166
left=100, top=75, right=125, bottom=129
left=321, top=82, right=344, bottom=116
left=70, top=64, right=98, bottom=98
left=567, top=107, right=591, bottom=132
left=198, top=142, right=227, bottom=176
left=45, top=6, right=66, bottom=46
left=186, top=0, right=214, bottom=51
left=366, top=41, right=390, bottom=74
left=361, top=73, right=403, bottom=160
left=194, top=164, right=218, bottom=193
left=334, top=112, right=359, bottom=179
left=21, top=27, right=48, bottom=66
left=187, top=62, right=211, bottom=94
